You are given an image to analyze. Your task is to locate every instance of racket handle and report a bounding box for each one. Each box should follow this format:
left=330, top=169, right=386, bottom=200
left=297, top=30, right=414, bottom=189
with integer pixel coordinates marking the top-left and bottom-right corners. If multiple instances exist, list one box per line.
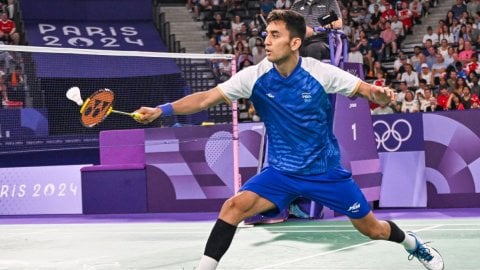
left=111, top=109, right=141, bottom=121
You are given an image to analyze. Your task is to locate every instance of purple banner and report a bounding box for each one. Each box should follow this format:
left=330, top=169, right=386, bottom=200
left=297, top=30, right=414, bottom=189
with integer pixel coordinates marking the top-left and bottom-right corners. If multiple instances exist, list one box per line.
left=19, top=0, right=152, bottom=21
left=21, top=0, right=180, bottom=78
left=343, top=62, right=365, bottom=80
left=333, top=63, right=382, bottom=202
left=0, top=165, right=85, bottom=215
left=373, top=111, right=480, bottom=208
left=372, top=113, right=424, bottom=153
left=372, top=113, right=427, bottom=207
left=25, top=21, right=168, bottom=51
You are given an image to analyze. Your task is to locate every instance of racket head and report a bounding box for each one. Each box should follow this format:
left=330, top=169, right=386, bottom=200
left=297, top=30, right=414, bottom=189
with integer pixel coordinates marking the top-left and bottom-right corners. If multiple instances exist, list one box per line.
left=80, top=88, right=115, bottom=127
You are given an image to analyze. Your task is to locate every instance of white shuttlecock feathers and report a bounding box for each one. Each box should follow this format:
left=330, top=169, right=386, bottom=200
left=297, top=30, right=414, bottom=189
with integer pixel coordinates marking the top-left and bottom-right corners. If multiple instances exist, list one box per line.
left=66, top=86, right=84, bottom=106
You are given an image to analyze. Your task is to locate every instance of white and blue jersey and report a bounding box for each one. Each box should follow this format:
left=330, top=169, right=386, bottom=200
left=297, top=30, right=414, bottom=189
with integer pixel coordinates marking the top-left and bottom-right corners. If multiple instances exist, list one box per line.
left=218, top=57, right=361, bottom=175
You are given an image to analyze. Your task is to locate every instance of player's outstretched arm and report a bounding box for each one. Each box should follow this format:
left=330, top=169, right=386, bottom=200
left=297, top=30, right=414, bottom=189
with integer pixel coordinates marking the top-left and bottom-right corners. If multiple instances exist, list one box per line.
left=355, top=81, right=396, bottom=106
left=134, top=86, right=227, bottom=124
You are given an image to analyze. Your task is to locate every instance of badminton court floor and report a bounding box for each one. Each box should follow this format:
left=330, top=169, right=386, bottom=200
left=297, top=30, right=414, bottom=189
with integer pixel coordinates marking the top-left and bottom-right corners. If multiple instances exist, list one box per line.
left=0, top=211, right=479, bottom=269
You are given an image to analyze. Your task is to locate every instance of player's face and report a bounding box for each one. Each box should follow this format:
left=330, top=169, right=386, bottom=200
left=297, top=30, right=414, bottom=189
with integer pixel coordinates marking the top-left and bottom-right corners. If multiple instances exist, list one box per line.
left=264, top=20, right=299, bottom=65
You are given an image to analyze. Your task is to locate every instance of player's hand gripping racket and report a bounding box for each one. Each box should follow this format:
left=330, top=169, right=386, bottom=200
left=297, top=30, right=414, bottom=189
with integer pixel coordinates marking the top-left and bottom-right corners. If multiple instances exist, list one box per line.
left=66, top=86, right=140, bottom=127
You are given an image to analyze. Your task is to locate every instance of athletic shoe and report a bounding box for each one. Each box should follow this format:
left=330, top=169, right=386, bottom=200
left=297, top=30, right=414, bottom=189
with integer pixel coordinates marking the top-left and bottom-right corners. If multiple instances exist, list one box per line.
left=406, top=231, right=444, bottom=270
left=288, top=203, right=310, bottom=219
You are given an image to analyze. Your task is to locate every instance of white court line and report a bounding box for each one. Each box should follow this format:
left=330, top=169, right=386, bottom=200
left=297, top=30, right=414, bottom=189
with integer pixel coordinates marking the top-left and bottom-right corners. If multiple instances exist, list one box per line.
left=254, top=223, right=480, bottom=229
left=427, top=228, right=480, bottom=231
left=252, top=224, right=443, bottom=270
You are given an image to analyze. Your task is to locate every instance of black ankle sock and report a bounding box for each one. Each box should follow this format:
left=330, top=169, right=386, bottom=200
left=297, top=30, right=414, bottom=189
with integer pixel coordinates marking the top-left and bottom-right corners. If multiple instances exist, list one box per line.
left=387, top=220, right=406, bottom=243
left=204, top=219, right=237, bottom=261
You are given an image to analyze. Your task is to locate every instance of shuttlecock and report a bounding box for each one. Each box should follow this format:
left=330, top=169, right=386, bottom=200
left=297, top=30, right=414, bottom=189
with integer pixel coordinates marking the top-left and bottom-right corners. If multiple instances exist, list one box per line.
left=66, top=86, right=83, bottom=106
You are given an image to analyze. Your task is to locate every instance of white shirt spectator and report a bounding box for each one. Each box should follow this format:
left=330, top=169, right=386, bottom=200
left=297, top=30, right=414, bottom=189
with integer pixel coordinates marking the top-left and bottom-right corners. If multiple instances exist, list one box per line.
left=438, top=33, right=455, bottom=44
left=348, top=50, right=364, bottom=64
left=401, top=99, right=419, bottom=113
left=423, top=32, right=439, bottom=45
left=419, top=71, right=433, bottom=85
left=438, top=47, right=449, bottom=59
left=368, top=2, right=385, bottom=14
left=393, top=56, right=411, bottom=72
left=390, top=19, right=404, bottom=37
left=401, top=71, right=420, bottom=87
left=372, top=105, right=394, bottom=115
left=275, top=0, right=291, bottom=9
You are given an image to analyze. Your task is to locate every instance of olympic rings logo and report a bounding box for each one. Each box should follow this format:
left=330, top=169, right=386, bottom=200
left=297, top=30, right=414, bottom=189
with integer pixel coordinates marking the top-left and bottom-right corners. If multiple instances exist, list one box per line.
left=373, top=119, right=412, bottom=152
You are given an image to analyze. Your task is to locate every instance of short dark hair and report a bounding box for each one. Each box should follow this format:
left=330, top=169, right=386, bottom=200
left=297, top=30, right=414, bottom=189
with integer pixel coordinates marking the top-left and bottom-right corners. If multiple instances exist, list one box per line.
left=266, top=9, right=306, bottom=41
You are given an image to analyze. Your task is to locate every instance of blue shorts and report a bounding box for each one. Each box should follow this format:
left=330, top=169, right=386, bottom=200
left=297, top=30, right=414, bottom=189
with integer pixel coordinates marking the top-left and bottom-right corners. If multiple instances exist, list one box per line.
left=240, top=166, right=371, bottom=219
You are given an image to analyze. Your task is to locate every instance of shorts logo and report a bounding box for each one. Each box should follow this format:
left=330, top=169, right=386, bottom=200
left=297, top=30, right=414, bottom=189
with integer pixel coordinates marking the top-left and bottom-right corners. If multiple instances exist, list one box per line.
left=373, top=119, right=412, bottom=152
left=347, top=202, right=360, bottom=213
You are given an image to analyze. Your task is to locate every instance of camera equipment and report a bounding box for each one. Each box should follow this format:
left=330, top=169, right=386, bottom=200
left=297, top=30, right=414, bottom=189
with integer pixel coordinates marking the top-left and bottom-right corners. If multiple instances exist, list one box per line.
left=318, top=10, right=338, bottom=26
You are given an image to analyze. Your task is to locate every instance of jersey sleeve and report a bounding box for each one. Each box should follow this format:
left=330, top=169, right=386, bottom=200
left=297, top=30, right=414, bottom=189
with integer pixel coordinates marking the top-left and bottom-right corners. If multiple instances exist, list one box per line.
left=306, top=58, right=361, bottom=97
left=217, top=65, right=256, bottom=102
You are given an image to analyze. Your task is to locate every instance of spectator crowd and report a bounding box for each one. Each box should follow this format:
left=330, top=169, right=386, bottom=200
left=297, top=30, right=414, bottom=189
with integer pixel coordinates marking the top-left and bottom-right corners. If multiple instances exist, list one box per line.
left=0, top=0, right=26, bottom=107
left=186, top=0, right=480, bottom=118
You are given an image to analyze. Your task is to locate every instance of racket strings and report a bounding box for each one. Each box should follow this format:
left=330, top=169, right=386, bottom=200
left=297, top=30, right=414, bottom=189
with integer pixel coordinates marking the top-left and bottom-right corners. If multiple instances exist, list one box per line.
left=80, top=89, right=116, bottom=127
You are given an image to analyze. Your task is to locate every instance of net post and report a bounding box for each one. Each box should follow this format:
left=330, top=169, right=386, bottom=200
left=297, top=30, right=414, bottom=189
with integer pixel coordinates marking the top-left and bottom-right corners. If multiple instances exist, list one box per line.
left=230, top=56, right=252, bottom=228
left=230, top=56, right=241, bottom=195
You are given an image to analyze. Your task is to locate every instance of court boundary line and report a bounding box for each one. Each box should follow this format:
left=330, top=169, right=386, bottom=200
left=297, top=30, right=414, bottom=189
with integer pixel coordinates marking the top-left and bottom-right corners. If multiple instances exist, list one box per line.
left=251, top=224, right=443, bottom=270
left=251, top=223, right=480, bottom=229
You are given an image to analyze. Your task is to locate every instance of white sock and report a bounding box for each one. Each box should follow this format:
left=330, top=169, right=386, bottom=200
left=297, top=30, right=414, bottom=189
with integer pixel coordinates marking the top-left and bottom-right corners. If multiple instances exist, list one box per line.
left=402, top=232, right=417, bottom=251
left=197, top=255, right=218, bottom=270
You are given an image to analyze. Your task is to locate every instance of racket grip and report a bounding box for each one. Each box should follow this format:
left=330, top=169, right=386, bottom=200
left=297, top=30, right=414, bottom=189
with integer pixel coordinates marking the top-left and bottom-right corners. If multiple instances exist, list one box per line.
left=131, top=112, right=141, bottom=121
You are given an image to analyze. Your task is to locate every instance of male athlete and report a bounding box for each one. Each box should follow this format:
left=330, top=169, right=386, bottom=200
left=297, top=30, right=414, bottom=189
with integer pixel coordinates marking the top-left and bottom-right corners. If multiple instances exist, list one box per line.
left=134, top=9, right=444, bottom=270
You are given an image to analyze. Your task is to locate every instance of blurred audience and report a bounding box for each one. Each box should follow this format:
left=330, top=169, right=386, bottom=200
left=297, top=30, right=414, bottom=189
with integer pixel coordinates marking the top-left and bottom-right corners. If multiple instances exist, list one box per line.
left=194, top=0, right=480, bottom=116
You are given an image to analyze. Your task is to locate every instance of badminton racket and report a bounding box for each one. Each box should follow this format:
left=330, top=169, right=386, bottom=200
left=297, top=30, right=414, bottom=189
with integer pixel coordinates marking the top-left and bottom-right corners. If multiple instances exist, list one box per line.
left=66, top=87, right=140, bottom=127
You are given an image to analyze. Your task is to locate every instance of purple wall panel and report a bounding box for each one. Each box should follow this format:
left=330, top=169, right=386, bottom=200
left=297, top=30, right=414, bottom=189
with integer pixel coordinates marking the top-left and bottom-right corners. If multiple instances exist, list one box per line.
left=334, top=95, right=382, bottom=200
left=146, top=124, right=265, bottom=212
left=374, top=111, right=480, bottom=208
left=422, top=111, right=480, bottom=207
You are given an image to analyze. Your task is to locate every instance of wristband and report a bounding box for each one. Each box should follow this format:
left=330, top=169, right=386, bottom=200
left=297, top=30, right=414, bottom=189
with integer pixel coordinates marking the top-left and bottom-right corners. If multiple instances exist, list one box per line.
left=157, top=103, right=173, bottom=116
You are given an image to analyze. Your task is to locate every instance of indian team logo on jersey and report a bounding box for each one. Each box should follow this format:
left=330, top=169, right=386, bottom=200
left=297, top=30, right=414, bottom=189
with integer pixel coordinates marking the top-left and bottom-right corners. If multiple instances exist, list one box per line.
left=301, top=92, right=312, bottom=103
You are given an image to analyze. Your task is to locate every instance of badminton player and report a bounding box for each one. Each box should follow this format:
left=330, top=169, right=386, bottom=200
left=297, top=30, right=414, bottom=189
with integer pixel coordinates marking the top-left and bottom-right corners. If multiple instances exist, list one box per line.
left=134, top=9, right=444, bottom=270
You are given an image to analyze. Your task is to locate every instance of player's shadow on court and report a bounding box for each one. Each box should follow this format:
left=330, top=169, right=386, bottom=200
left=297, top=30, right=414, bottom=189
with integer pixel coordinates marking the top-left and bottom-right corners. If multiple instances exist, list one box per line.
left=250, top=222, right=369, bottom=251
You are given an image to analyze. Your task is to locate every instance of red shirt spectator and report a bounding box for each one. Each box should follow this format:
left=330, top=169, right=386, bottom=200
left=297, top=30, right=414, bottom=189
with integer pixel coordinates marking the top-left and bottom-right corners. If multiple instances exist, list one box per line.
left=370, top=72, right=386, bottom=111
left=0, top=12, right=19, bottom=44
left=398, top=2, right=413, bottom=32
left=0, top=14, right=15, bottom=34
left=381, top=3, right=396, bottom=21
left=437, top=87, right=450, bottom=110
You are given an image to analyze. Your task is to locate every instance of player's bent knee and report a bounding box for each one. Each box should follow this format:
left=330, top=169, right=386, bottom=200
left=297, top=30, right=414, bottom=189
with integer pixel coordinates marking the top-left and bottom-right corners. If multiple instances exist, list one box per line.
left=220, top=196, right=253, bottom=219
left=352, top=216, right=388, bottom=240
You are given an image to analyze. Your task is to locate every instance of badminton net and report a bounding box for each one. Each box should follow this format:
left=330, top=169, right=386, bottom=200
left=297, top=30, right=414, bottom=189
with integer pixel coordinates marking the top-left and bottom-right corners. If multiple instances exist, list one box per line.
left=0, top=45, right=236, bottom=153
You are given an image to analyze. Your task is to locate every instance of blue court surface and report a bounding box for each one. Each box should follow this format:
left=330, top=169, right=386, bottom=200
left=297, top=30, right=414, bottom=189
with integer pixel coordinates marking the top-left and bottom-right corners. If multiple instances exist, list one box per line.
left=0, top=208, right=479, bottom=269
